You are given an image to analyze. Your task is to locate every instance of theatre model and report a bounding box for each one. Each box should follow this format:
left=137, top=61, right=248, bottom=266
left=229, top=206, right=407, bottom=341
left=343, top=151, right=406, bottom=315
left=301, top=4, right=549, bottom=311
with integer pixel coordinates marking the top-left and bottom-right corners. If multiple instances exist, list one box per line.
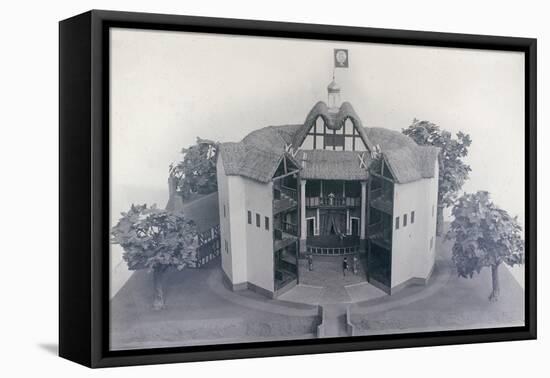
left=215, top=78, right=440, bottom=298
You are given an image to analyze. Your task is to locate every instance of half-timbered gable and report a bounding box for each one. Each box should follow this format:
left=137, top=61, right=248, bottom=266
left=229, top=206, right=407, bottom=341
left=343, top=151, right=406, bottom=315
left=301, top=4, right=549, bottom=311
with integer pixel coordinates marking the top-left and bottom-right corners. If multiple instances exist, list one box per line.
left=293, top=101, right=375, bottom=153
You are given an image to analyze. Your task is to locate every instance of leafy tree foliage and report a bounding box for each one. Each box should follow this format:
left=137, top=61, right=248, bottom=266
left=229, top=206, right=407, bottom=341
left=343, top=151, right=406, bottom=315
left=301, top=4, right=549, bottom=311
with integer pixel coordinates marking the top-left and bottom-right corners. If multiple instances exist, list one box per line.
left=448, top=191, right=524, bottom=301
left=403, top=119, right=472, bottom=235
left=169, top=137, right=218, bottom=200
left=111, top=204, right=198, bottom=309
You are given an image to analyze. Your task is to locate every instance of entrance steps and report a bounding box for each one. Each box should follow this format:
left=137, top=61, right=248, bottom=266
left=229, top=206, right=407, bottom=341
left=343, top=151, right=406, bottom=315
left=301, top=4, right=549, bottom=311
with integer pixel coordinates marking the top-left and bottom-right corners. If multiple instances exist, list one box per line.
left=318, top=303, right=352, bottom=337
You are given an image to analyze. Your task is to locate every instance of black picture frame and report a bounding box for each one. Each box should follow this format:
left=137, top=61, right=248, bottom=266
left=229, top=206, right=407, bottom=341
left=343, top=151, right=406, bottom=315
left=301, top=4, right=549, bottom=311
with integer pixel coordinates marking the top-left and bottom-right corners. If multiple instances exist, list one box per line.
left=59, top=9, right=537, bottom=368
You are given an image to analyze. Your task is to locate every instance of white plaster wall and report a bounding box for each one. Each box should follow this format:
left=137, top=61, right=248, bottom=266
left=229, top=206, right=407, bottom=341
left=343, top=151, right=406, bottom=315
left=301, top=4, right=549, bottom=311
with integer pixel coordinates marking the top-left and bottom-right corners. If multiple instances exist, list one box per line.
left=218, top=155, right=275, bottom=292
left=244, top=179, right=275, bottom=293
left=427, top=160, right=439, bottom=270
left=225, top=176, right=249, bottom=284
left=391, top=162, right=438, bottom=287
left=217, top=156, right=234, bottom=281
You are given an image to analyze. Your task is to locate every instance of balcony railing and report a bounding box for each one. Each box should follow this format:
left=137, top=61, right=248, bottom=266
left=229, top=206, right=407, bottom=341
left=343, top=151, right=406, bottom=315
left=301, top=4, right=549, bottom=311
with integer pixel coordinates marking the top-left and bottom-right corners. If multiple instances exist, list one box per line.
left=366, top=222, right=382, bottom=236
left=274, top=228, right=298, bottom=251
left=281, top=221, right=298, bottom=236
left=274, top=223, right=298, bottom=239
left=370, top=188, right=393, bottom=214
left=306, top=235, right=360, bottom=255
left=273, top=185, right=298, bottom=214
left=306, top=245, right=360, bottom=255
left=275, top=262, right=297, bottom=290
left=274, top=185, right=298, bottom=201
left=305, top=196, right=360, bottom=208
left=277, top=259, right=297, bottom=275
left=370, top=188, right=392, bottom=201
left=367, top=222, right=392, bottom=249
left=370, top=197, right=393, bottom=214
left=370, top=188, right=379, bottom=199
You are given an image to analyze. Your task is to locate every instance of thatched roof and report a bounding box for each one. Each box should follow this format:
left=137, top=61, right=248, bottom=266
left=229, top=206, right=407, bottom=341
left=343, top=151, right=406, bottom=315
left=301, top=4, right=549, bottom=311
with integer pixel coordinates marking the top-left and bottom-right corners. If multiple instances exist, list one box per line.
left=219, top=126, right=301, bottom=183
left=366, top=127, right=439, bottom=183
left=217, top=104, right=438, bottom=184
left=166, top=191, right=219, bottom=232
left=296, top=149, right=369, bottom=181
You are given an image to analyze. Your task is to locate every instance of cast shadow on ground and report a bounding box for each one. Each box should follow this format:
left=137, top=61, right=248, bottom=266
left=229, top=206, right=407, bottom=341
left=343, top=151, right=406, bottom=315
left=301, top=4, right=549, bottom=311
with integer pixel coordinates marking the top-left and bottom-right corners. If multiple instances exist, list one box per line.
left=38, top=343, right=58, bottom=356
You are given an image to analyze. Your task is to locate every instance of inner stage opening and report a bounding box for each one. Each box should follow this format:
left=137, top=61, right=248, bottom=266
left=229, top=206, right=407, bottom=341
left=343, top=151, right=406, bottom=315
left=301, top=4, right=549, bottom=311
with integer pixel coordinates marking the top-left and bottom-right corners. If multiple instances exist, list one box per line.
left=306, top=234, right=361, bottom=255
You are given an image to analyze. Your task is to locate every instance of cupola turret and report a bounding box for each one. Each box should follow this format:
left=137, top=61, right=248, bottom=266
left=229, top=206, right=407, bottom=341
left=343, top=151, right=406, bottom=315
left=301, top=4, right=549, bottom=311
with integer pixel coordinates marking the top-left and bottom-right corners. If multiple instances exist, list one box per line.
left=327, top=79, right=341, bottom=113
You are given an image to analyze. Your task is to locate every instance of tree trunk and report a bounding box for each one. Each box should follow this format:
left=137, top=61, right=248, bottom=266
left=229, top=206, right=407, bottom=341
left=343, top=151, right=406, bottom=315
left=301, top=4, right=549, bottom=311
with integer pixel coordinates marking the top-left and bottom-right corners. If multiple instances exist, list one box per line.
left=436, top=205, right=444, bottom=236
left=152, top=266, right=167, bottom=310
left=489, top=263, right=500, bottom=302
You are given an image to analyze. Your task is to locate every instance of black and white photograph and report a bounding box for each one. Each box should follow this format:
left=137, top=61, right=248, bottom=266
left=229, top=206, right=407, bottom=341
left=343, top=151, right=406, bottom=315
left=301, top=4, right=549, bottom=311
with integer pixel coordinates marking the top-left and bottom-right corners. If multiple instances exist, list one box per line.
left=108, top=27, right=527, bottom=350
left=3, top=0, right=548, bottom=375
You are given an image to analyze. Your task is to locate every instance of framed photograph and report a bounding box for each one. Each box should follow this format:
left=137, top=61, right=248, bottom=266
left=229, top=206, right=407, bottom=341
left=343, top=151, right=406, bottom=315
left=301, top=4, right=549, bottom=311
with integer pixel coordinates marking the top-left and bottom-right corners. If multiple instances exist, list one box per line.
left=59, top=10, right=536, bottom=368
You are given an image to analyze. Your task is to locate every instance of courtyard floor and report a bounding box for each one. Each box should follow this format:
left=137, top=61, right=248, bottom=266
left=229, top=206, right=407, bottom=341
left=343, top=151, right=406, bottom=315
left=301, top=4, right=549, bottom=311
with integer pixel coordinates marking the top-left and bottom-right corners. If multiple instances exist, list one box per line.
left=110, top=234, right=525, bottom=348
left=278, top=255, right=387, bottom=305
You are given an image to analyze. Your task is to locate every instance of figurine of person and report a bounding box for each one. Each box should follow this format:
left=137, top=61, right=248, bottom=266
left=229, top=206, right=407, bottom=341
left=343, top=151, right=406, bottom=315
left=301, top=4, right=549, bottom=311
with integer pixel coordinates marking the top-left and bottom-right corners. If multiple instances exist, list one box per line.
left=307, top=254, right=313, bottom=271
left=343, top=257, right=349, bottom=277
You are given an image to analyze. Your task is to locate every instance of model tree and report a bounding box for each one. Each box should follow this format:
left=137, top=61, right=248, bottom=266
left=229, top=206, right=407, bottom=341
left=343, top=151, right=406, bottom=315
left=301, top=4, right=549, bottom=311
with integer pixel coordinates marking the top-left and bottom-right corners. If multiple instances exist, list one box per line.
left=111, top=204, right=198, bottom=310
left=448, top=191, right=524, bottom=302
left=169, top=137, right=218, bottom=200
left=403, top=119, right=472, bottom=235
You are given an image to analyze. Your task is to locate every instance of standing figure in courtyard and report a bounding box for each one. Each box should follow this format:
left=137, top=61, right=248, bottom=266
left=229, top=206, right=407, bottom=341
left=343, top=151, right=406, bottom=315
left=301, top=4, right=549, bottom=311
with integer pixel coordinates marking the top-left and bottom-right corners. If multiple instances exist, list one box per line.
left=307, top=254, right=313, bottom=271
left=343, top=257, right=349, bottom=277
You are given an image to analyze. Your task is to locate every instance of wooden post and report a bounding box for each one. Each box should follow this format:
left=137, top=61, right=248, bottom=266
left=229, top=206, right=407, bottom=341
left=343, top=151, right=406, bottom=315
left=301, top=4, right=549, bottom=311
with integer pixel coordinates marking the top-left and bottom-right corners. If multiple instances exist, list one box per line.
left=300, top=179, right=307, bottom=255
left=316, top=208, right=320, bottom=236
left=346, top=208, right=350, bottom=235
left=360, top=181, right=367, bottom=249
left=366, top=178, right=371, bottom=237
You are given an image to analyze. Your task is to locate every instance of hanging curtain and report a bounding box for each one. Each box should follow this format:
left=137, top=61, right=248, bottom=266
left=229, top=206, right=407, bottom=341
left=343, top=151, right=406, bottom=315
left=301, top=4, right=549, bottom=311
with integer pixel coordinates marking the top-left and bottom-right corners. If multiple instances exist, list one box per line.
left=332, top=212, right=346, bottom=235
left=320, top=211, right=346, bottom=236
left=320, top=213, right=329, bottom=235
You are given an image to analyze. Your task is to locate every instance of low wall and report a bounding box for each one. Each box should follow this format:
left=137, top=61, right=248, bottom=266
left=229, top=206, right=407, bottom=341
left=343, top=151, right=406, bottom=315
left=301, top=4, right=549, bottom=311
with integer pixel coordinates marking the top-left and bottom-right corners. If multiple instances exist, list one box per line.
left=316, top=306, right=326, bottom=338
left=345, top=305, right=356, bottom=336
left=111, top=317, right=319, bottom=351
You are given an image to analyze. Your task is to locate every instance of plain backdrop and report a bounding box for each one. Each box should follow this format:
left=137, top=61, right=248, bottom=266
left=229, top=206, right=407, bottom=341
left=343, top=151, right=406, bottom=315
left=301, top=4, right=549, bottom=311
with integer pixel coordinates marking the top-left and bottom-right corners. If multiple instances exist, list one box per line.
left=109, top=28, right=525, bottom=223
left=0, top=0, right=546, bottom=376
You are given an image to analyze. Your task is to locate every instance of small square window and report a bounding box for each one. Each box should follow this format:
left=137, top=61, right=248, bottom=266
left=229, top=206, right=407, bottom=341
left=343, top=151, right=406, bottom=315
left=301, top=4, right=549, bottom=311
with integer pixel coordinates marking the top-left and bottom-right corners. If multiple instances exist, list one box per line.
left=256, top=213, right=261, bottom=227
left=395, top=216, right=400, bottom=230
left=403, top=214, right=408, bottom=227
left=265, top=216, right=269, bottom=230
left=411, top=211, right=415, bottom=224
left=247, top=211, right=252, bottom=224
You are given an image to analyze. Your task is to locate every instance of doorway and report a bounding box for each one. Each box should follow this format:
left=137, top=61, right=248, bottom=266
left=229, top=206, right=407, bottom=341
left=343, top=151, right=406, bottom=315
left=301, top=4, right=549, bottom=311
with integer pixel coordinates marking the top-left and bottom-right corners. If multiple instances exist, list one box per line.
left=350, top=217, right=360, bottom=236
left=306, top=217, right=315, bottom=237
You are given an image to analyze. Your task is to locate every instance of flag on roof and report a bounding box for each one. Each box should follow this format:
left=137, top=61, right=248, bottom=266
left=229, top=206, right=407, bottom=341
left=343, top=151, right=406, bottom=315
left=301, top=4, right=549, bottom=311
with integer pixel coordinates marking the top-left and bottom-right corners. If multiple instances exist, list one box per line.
left=334, top=49, right=349, bottom=68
